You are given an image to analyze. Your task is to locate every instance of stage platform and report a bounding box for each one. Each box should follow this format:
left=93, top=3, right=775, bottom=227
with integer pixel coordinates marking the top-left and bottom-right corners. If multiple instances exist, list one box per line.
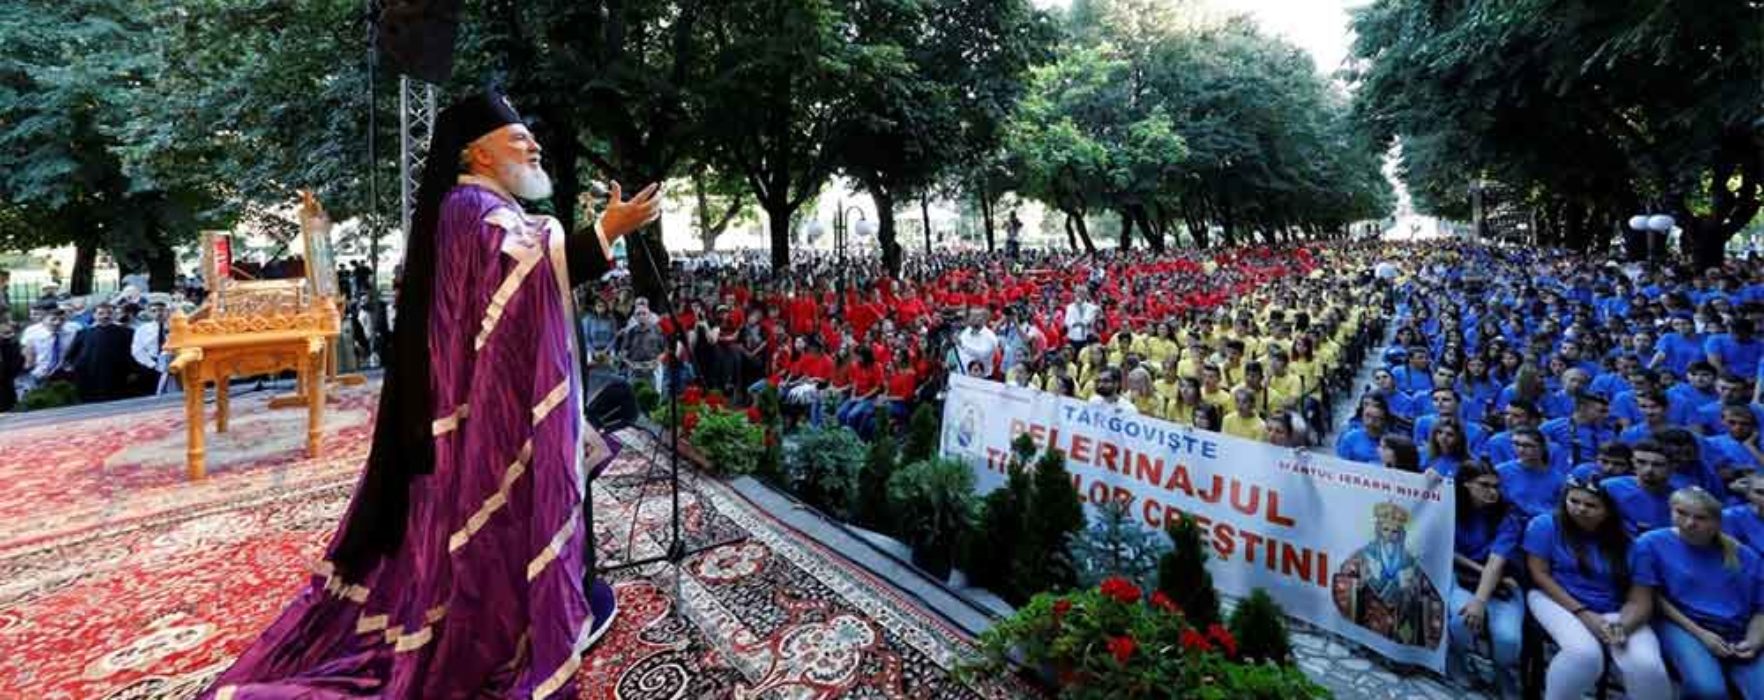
left=0, top=379, right=1037, bottom=699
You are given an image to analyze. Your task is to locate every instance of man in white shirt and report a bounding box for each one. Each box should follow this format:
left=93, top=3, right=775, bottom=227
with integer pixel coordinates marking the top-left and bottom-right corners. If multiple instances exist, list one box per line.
left=956, top=308, right=1000, bottom=378
left=1063, top=287, right=1101, bottom=349
left=21, top=306, right=78, bottom=387
left=132, top=300, right=172, bottom=394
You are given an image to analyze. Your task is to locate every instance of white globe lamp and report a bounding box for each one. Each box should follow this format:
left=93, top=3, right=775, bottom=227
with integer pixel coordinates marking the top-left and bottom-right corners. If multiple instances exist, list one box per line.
left=1646, top=214, right=1676, bottom=233
left=1628, top=215, right=1649, bottom=231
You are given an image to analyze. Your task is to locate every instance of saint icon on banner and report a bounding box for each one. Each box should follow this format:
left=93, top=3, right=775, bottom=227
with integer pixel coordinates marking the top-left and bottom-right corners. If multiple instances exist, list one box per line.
left=1330, top=502, right=1445, bottom=648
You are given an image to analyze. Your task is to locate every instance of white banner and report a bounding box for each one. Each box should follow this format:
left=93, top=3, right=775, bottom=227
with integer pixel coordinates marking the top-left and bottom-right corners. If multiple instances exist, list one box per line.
left=940, top=375, right=1454, bottom=671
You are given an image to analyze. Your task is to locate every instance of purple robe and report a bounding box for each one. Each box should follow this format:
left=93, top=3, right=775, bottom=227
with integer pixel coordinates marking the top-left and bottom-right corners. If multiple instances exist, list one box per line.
left=205, top=179, right=616, bottom=699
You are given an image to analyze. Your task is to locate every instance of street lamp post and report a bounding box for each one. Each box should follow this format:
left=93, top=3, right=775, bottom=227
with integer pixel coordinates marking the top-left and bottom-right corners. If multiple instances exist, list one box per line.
left=830, top=202, right=872, bottom=312
left=1629, top=213, right=1675, bottom=264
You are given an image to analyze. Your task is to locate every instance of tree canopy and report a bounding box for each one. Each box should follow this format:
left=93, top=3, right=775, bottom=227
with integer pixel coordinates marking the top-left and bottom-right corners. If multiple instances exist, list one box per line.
left=1350, top=0, right=1764, bottom=267
left=2, top=0, right=1397, bottom=289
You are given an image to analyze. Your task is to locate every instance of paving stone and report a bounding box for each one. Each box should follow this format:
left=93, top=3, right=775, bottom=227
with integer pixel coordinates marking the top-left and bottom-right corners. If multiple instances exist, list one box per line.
left=1340, top=657, right=1373, bottom=672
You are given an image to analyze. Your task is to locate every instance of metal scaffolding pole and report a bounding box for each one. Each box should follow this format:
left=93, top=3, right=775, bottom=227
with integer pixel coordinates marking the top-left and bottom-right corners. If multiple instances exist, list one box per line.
left=398, top=76, right=437, bottom=240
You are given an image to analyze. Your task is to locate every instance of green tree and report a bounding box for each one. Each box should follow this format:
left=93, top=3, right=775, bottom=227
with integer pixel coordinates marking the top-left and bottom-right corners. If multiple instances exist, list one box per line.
left=1349, top=0, right=1763, bottom=266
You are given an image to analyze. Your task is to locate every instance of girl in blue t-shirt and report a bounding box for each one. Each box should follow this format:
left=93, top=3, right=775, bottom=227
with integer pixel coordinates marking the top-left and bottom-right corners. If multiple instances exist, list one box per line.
left=1727, top=477, right=1764, bottom=555
left=1524, top=479, right=1672, bottom=700
left=1496, top=427, right=1566, bottom=521
left=1423, top=416, right=1471, bottom=480
left=1633, top=487, right=1764, bottom=699
left=1449, top=461, right=1525, bottom=696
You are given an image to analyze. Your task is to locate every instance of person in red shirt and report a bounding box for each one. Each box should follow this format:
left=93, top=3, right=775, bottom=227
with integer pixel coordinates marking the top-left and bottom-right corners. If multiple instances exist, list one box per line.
left=785, top=337, right=836, bottom=426
left=836, top=345, right=886, bottom=435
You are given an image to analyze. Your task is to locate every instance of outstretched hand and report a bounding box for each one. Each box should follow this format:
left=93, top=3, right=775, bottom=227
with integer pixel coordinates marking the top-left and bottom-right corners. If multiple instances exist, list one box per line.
left=597, top=181, right=662, bottom=245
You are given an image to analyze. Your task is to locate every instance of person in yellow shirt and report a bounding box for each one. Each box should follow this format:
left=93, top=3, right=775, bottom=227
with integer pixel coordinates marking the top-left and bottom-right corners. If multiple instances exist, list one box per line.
left=1177, top=334, right=1210, bottom=380
left=1222, top=386, right=1267, bottom=441
left=1153, top=361, right=1184, bottom=404
left=1125, top=367, right=1163, bottom=417
left=1164, top=376, right=1203, bottom=427
left=1220, top=339, right=1247, bottom=387
left=1199, top=363, right=1232, bottom=412
left=1266, top=350, right=1305, bottom=410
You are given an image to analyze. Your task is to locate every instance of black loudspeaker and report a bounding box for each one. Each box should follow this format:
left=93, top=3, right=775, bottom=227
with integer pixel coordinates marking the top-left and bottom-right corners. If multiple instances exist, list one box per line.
left=377, top=0, right=463, bottom=84
left=584, top=369, right=640, bottom=432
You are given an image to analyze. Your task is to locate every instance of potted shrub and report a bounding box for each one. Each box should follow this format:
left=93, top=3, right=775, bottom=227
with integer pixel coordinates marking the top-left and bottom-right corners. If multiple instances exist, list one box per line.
left=1158, top=514, right=1223, bottom=627
left=967, top=577, right=1329, bottom=699
left=1230, top=588, right=1296, bottom=664
left=1011, top=447, right=1084, bottom=597
left=887, top=457, right=979, bottom=582
left=1071, top=496, right=1169, bottom=591
left=784, top=426, right=867, bottom=521
left=687, top=408, right=764, bottom=476
left=962, top=433, right=1038, bottom=600
left=857, top=409, right=899, bottom=531
left=754, top=383, right=785, bottom=485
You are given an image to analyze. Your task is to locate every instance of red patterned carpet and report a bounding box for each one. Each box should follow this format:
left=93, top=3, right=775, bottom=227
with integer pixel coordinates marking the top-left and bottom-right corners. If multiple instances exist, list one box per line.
left=0, top=385, right=1032, bottom=699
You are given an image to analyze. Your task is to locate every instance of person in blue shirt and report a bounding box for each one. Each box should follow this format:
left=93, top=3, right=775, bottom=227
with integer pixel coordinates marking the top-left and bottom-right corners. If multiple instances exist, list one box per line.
left=1569, top=442, right=1633, bottom=484
left=1371, top=367, right=1421, bottom=425
left=1618, top=388, right=1678, bottom=445
left=1423, top=415, right=1473, bottom=479
left=1448, top=461, right=1525, bottom=697
left=1611, top=365, right=1662, bottom=429
left=1414, top=388, right=1489, bottom=452
left=1498, top=427, right=1568, bottom=521
left=1632, top=487, right=1764, bottom=699
left=1524, top=478, right=1671, bottom=700
left=1668, top=362, right=1721, bottom=427
left=1590, top=354, right=1643, bottom=409
left=1556, top=338, right=1603, bottom=380
left=1457, top=354, right=1503, bottom=427
left=1483, top=399, right=1549, bottom=465
left=1539, top=391, right=1617, bottom=466
left=1706, top=317, right=1764, bottom=380
left=1391, top=345, right=1436, bottom=395
left=1706, top=404, right=1764, bottom=491
left=1604, top=440, right=1688, bottom=536
left=1660, top=427, right=1730, bottom=497
left=1336, top=393, right=1394, bottom=464
left=1693, top=373, right=1764, bottom=437
left=1726, top=477, right=1764, bottom=555
left=1654, top=312, right=1707, bottom=378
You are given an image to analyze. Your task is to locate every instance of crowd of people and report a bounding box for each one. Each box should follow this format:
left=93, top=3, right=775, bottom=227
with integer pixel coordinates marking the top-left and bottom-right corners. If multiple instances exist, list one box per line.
left=1344, top=246, right=1764, bottom=699
left=585, top=243, right=1386, bottom=444
left=10, top=232, right=1764, bottom=698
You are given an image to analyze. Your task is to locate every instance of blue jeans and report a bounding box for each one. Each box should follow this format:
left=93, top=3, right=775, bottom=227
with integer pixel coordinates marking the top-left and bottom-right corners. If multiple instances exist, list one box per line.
left=1656, top=620, right=1764, bottom=699
left=837, top=398, right=875, bottom=434
left=1447, top=583, right=1523, bottom=696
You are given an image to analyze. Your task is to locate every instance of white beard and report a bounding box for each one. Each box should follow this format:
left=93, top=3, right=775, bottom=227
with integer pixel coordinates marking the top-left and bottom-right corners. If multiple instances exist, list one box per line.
left=499, top=161, right=554, bottom=200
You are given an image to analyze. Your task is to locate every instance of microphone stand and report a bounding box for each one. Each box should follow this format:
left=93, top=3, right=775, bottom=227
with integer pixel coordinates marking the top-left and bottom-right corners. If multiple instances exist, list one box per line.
left=598, top=228, right=748, bottom=621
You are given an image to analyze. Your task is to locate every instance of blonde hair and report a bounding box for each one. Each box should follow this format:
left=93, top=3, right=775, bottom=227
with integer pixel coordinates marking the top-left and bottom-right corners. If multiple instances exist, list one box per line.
left=1671, top=487, right=1741, bottom=570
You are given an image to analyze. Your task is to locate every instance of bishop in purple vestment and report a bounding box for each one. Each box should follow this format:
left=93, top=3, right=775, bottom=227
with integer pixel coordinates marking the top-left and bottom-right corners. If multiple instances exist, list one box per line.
left=203, top=89, right=661, bottom=699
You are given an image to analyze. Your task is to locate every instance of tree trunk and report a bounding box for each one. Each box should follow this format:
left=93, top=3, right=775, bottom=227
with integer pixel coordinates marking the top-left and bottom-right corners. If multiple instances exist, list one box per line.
left=1118, top=207, right=1134, bottom=250
left=920, top=191, right=933, bottom=256
left=871, top=187, right=902, bottom=277
left=1064, top=208, right=1096, bottom=254
left=978, top=186, right=996, bottom=253
left=1065, top=214, right=1078, bottom=251
left=71, top=239, right=98, bottom=296
left=1137, top=205, right=1164, bottom=252
left=766, top=203, right=793, bottom=277
left=144, top=228, right=178, bottom=292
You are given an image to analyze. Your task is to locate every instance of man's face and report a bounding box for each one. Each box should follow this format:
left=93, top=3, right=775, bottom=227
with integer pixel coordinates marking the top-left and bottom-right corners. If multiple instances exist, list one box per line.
left=1639, top=396, right=1666, bottom=424
left=1408, top=351, right=1428, bottom=369
left=1690, top=369, right=1716, bottom=390
left=1632, top=451, right=1671, bottom=488
left=1578, top=400, right=1609, bottom=424
left=1504, top=405, right=1532, bottom=430
left=93, top=305, right=113, bottom=325
left=1564, top=370, right=1590, bottom=393
left=46, top=313, right=64, bottom=331
left=468, top=124, right=550, bottom=200
left=1433, top=391, right=1459, bottom=415
left=1719, top=378, right=1748, bottom=403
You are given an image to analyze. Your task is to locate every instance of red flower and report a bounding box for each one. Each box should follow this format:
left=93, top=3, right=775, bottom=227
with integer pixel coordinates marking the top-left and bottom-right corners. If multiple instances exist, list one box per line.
left=1207, top=623, right=1238, bottom=657
left=1051, top=598, right=1073, bottom=620
left=682, top=386, right=704, bottom=406
left=746, top=406, right=763, bottom=423
left=1150, top=591, right=1181, bottom=614
left=682, top=411, right=701, bottom=434
left=705, top=392, right=728, bottom=409
left=1106, top=635, right=1136, bottom=664
left=1180, top=628, right=1214, bottom=653
left=1098, top=576, right=1140, bottom=605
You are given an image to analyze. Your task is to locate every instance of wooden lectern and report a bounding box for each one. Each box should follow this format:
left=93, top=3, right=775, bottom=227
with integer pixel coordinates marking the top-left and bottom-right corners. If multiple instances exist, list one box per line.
left=164, top=192, right=343, bottom=480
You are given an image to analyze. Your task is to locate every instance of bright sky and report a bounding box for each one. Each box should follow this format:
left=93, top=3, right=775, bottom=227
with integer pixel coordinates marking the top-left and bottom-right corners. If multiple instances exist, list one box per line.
left=1032, top=0, right=1368, bottom=77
